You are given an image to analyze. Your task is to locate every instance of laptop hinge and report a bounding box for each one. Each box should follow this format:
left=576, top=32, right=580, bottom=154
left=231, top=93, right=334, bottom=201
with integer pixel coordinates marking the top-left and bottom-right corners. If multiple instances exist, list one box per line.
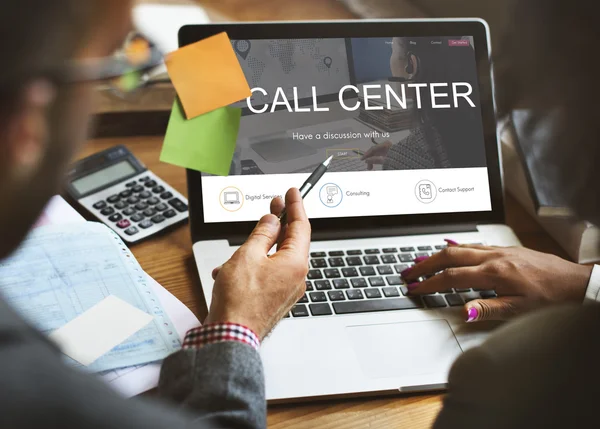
left=227, top=223, right=478, bottom=246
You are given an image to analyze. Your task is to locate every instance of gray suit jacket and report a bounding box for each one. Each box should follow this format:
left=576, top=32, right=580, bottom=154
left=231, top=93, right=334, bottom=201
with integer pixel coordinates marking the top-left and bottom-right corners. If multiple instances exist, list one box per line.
left=0, top=297, right=265, bottom=428
left=2, top=291, right=598, bottom=428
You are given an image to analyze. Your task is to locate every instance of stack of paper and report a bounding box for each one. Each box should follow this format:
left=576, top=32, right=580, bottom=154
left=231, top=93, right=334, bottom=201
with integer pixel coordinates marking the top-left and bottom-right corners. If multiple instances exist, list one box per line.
left=356, top=81, right=415, bottom=133
left=0, top=197, right=201, bottom=397
left=132, top=3, right=211, bottom=81
left=501, top=123, right=600, bottom=264
left=0, top=223, right=182, bottom=372
left=357, top=100, right=415, bottom=133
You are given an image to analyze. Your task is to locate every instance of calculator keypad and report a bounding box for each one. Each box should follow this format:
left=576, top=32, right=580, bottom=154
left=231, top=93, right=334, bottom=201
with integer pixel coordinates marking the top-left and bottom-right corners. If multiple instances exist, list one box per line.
left=151, top=214, right=165, bottom=224
left=101, top=207, right=114, bottom=216
left=125, top=226, right=138, bottom=235
left=169, top=198, right=188, bottom=213
left=116, top=219, right=131, bottom=229
left=139, top=220, right=153, bottom=229
left=88, top=174, right=188, bottom=240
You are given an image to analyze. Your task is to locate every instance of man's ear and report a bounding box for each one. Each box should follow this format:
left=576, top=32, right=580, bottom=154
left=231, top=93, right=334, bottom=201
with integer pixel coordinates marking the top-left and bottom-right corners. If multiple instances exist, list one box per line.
left=4, top=79, right=56, bottom=181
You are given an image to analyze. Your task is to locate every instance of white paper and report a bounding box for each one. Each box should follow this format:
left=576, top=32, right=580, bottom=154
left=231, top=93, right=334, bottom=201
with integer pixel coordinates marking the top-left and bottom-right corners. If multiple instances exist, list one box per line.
left=50, top=296, right=154, bottom=366
left=2, top=223, right=182, bottom=372
left=32, top=196, right=201, bottom=396
left=101, top=276, right=201, bottom=397
left=34, top=195, right=84, bottom=227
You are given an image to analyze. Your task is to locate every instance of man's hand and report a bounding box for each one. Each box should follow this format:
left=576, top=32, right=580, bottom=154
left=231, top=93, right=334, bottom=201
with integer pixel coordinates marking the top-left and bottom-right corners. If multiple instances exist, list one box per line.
left=403, top=243, right=593, bottom=322
left=204, top=188, right=311, bottom=340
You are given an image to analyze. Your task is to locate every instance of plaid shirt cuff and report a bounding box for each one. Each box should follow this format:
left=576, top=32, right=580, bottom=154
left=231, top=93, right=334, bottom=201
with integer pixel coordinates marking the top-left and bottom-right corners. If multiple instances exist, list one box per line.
left=182, top=323, right=260, bottom=351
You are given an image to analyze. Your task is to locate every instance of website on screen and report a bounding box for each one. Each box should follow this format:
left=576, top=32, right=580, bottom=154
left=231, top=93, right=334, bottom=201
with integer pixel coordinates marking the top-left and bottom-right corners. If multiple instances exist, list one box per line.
left=201, top=36, right=492, bottom=223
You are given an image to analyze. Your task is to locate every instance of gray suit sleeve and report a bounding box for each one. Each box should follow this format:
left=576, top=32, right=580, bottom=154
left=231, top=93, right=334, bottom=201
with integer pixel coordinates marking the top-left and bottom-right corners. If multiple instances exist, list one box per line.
left=158, top=343, right=266, bottom=428
left=0, top=298, right=265, bottom=429
left=433, top=304, right=600, bottom=429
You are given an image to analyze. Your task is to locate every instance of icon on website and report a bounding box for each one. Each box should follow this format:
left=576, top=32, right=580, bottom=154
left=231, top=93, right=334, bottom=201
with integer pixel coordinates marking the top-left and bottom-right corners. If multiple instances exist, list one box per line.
left=233, top=40, right=252, bottom=60
left=419, top=184, right=433, bottom=200
left=220, top=187, right=244, bottom=212
left=319, top=183, right=343, bottom=208
left=415, top=180, right=437, bottom=204
left=224, top=191, right=241, bottom=205
left=326, top=186, right=338, bottom=204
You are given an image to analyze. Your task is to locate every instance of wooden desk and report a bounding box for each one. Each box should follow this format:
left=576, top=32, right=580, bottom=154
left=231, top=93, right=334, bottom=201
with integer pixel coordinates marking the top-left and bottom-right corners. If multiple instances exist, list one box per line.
left=80, top=136, right=568, bottom=429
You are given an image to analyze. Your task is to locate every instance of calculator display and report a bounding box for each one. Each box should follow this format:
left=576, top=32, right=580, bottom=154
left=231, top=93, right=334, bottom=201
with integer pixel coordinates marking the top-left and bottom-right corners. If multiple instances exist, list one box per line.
left=71, top=161, right=136, bottom=195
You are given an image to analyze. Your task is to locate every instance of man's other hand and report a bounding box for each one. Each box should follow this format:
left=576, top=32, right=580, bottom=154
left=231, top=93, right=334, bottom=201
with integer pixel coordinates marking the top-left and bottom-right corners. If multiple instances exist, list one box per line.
left=205, top=188, right=311, bottom=340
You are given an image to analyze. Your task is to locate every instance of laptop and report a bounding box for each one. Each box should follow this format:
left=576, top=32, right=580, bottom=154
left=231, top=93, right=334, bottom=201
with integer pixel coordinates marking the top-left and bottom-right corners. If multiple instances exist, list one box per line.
left=184, top=19, right=521, bottom=401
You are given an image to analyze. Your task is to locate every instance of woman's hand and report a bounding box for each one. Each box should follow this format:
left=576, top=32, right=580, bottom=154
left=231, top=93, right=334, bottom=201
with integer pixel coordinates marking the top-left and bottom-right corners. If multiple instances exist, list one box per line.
left=361, top=141, right=392, bottom=170
left=402, top=242, right=593, bottom=323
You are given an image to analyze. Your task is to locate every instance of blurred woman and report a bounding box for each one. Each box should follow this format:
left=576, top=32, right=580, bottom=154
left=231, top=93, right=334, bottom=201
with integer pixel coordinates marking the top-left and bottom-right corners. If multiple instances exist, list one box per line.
left=362, top=36, right=486, bottom=170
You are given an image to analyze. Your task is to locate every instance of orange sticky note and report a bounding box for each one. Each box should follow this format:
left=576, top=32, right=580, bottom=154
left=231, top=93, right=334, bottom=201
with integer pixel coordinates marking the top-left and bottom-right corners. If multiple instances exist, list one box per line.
left=165, top=32, right=251, bottom=119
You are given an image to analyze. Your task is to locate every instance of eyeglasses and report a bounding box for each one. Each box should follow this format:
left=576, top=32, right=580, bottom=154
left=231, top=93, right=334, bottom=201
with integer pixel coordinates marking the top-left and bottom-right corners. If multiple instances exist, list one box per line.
left=63, top=32, right=163, bottom=97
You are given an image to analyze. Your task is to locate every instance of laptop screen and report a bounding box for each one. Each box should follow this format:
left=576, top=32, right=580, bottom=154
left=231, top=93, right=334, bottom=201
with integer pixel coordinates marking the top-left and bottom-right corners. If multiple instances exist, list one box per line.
left=201, top=36, right=492, bottom=223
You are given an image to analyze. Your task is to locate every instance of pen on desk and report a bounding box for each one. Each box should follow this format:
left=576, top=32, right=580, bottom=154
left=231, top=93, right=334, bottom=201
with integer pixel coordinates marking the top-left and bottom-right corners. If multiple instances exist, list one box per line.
left=278, top=155, right=333, bottom=225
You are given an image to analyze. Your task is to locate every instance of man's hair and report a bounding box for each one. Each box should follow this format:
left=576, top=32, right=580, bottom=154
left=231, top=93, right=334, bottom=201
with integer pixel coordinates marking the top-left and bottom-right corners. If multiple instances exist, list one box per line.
left=495, top=0, right=600, bottom=224
left=0, top=1, right=95, bottom=109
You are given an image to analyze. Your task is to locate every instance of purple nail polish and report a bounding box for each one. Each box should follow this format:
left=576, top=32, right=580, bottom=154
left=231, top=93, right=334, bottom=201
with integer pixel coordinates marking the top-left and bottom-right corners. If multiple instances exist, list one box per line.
left=466, top=307, right=479, bottom=323
left=407, top=283, right=420, bottom=291
left=400, top=267, right=413, bottom=277
left=413, top=256, right=429, bottom=263
left=444, top=239, right=459, bottom=246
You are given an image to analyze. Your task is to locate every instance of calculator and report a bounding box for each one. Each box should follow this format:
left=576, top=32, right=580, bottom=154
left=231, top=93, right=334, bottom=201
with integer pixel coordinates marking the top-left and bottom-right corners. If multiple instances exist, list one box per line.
left=66, top=145, right=189, bottom=243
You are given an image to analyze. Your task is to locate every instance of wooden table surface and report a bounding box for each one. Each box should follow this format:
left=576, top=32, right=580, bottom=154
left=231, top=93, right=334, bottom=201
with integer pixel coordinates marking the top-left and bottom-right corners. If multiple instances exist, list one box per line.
left=79, top=136, right=569, bottom=429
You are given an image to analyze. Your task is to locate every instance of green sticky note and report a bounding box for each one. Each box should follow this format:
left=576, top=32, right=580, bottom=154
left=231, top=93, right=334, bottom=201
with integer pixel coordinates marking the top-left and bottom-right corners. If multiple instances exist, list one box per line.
left=160, top=99, right=241, bottom=176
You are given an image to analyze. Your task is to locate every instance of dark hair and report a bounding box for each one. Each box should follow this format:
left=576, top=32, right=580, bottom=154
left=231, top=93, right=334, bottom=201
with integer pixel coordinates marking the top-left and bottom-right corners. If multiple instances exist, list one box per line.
left=398, top=36, right=487, bottom=168
left=495, top=0, right=600, bottom=224
left=0, top=1, right=95, bottom=113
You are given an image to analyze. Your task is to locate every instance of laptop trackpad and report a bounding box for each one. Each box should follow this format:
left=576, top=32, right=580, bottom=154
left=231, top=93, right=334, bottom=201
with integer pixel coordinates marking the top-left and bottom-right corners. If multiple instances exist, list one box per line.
left=347, top=320, right=462, bottom=379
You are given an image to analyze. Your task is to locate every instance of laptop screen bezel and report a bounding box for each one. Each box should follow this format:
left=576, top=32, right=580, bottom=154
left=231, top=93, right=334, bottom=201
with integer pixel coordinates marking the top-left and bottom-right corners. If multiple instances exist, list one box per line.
left=181, top=20, right=505, bottom=242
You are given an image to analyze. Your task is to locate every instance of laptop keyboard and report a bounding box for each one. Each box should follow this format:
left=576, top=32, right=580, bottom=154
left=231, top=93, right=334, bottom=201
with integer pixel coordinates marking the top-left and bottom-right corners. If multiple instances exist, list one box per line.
left=287, top=243, right=496, bottom=318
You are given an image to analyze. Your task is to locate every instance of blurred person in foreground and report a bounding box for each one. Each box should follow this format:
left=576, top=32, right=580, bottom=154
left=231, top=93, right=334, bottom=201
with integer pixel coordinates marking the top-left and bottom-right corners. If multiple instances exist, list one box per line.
left=0, top=1, right=310, bottom=428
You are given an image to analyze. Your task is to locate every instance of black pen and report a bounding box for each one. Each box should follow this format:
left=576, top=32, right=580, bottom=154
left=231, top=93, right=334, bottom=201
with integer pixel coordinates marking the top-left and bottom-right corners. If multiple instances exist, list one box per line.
left=278, top=155, right=333, bottom=224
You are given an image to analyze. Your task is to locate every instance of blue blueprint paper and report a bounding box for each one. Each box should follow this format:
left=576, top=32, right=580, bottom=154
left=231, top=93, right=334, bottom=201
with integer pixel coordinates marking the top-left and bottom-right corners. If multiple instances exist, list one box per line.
left=0, top=222, right=181, bottom=372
